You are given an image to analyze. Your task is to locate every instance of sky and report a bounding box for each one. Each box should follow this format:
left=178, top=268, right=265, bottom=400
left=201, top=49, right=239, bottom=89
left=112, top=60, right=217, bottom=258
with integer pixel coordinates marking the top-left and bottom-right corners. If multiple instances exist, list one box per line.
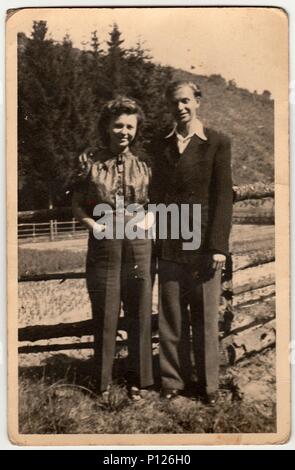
left=13, top=7, right=288, bottom=94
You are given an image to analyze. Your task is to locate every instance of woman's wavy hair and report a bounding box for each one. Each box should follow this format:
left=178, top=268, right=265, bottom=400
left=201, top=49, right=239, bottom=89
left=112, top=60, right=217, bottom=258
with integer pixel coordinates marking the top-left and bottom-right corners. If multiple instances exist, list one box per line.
left=98, top=96, right=145, bottom=147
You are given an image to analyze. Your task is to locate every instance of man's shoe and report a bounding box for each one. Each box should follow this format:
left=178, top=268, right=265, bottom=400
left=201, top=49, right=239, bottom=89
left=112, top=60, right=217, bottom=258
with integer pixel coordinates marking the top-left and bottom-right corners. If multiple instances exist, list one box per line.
left=161, top=388, right=182, bottom=400
left=201, top=391, right=219, bottom=406
left=92, top=384, right=111, bottom=400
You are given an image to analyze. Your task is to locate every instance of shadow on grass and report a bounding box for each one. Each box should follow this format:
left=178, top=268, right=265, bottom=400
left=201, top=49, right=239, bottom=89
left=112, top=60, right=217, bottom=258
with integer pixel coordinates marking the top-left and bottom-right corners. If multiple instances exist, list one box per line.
left=19, top=353, right=161, bottom=392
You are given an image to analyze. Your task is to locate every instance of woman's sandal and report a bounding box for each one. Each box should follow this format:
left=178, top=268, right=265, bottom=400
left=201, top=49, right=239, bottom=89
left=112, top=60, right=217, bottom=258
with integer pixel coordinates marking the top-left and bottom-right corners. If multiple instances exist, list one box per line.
left=128, top=386, right=143, bottom=402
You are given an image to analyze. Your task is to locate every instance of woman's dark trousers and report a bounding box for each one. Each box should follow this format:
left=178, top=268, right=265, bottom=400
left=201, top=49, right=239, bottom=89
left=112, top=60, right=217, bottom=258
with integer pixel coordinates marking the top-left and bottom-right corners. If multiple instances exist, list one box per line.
left=86, top=234, right=153, bottom=392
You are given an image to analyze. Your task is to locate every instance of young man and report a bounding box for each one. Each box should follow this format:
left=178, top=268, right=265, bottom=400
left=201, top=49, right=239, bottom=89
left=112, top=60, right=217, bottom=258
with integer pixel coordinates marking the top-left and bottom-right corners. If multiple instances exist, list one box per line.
left=153, top=80, right=233, bottom=404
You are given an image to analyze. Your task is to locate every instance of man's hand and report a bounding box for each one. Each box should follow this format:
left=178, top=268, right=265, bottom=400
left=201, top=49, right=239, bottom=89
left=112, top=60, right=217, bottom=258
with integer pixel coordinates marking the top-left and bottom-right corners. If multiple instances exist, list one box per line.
left=212, top=253, right=226, bottom=271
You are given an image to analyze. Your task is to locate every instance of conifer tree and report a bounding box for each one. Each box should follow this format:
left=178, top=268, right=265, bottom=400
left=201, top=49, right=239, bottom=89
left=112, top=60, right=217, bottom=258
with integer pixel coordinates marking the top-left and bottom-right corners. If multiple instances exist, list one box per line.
left=106, top=23, right=126, bottom=95
left=91, top=30, right=103, bottom=59
left=18, top=21, right=60, bottom=209
left=124, top=41, right=173, bottom=146
left=88, top=30, right=111, bottom=105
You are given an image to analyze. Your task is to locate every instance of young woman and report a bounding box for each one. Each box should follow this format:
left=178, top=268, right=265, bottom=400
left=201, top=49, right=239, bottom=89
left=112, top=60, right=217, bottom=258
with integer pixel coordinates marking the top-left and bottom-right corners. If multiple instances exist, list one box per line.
left=72, top=97, right=153, bottom=400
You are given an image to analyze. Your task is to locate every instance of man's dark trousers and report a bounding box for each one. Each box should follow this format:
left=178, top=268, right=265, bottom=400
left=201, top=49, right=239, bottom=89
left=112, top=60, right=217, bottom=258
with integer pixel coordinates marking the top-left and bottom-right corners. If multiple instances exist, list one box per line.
left=159, top=257, right=221, bottom=394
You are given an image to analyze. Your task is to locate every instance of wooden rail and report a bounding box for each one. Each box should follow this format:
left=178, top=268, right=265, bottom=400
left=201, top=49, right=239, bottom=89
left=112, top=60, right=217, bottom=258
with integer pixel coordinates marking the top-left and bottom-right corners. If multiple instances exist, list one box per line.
left=18, top=182, right=276, bottom=365
left=18, top=255, right=275, bottom=365
left=18, top=183, right=274, bottom=223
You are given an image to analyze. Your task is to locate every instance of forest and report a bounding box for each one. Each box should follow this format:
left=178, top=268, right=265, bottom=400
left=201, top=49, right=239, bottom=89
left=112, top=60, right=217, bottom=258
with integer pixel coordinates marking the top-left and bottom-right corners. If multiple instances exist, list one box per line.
left=18, top=21, right=274, bottom=211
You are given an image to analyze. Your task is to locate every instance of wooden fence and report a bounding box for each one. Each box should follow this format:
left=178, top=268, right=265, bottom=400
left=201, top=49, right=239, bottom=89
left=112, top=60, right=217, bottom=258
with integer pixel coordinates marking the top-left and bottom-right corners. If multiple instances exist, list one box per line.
left=18, top=182, right=275, bottom=366
left=18, top=182, right=275, bottom=241
left=18, top=219, right=87, bottom=241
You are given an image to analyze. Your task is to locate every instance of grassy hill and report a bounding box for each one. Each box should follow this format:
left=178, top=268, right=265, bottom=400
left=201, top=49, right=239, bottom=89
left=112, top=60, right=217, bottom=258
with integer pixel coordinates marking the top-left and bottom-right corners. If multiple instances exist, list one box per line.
left=169, top=69, right=274, bottom=184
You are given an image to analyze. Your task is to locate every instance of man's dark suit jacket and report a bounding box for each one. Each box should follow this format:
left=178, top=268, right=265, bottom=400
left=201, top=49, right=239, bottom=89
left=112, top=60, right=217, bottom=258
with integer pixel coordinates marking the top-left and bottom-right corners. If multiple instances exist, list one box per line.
left=151, top=127, right=233, bottom=265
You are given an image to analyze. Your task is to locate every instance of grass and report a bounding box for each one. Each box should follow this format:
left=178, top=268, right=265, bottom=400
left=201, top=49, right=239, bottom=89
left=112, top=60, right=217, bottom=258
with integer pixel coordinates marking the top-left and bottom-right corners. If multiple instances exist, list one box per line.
left=19, top=350, right=276, bottom=434
left=18, top=247, right=86, bottom=276
left=18, top=278, right=90, bottom=327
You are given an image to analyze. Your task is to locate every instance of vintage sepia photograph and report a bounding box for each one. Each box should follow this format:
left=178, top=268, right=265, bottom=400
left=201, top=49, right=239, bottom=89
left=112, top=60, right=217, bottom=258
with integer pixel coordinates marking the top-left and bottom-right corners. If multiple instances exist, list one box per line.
left=7, top=6, right=289, bottom=445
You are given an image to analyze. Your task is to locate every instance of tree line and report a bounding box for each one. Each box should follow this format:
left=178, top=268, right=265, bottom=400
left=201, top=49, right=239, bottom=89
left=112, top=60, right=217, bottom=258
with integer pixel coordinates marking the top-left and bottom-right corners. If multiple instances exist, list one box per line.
left=18, top=21, right=174, bottom=211
left=18, top=21, right=274, bottom=212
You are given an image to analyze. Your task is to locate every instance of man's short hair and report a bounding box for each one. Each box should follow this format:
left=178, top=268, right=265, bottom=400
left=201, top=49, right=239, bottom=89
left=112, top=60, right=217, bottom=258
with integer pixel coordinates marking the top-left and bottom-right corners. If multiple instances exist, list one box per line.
left=165, top=80, right=202, bottom=101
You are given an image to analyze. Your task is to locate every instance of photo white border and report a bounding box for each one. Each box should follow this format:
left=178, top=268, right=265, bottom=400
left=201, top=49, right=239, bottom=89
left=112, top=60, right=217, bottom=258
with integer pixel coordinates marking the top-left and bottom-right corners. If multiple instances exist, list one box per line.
left=2, top=0, right=294, bottom=449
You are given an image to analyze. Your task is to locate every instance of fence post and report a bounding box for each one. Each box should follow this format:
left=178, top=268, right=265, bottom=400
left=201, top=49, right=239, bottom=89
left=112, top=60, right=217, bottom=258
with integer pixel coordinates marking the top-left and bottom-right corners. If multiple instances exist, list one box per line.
left=32, top=224, right=35, bottom=239
left=72, top=218, right=76, bottom=235
left=50, top=220, right=54, bottom=241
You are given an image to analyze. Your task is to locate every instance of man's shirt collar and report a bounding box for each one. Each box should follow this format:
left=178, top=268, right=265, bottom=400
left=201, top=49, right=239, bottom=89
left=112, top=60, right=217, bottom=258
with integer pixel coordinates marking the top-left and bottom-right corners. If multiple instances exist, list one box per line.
left=165, top=119, right=208, bottom=142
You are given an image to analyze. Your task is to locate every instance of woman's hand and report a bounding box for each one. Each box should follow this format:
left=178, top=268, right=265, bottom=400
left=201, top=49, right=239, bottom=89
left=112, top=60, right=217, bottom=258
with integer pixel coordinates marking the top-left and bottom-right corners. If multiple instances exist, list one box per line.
left=77, top=151, right=93, bottom=177
left=93, top=222, right=106, bottom=238
left=135, top=211, right=155, bottom=231
left=212, top=253, right=226, bottom=271
left=72, top=191, right=107, bottom=236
